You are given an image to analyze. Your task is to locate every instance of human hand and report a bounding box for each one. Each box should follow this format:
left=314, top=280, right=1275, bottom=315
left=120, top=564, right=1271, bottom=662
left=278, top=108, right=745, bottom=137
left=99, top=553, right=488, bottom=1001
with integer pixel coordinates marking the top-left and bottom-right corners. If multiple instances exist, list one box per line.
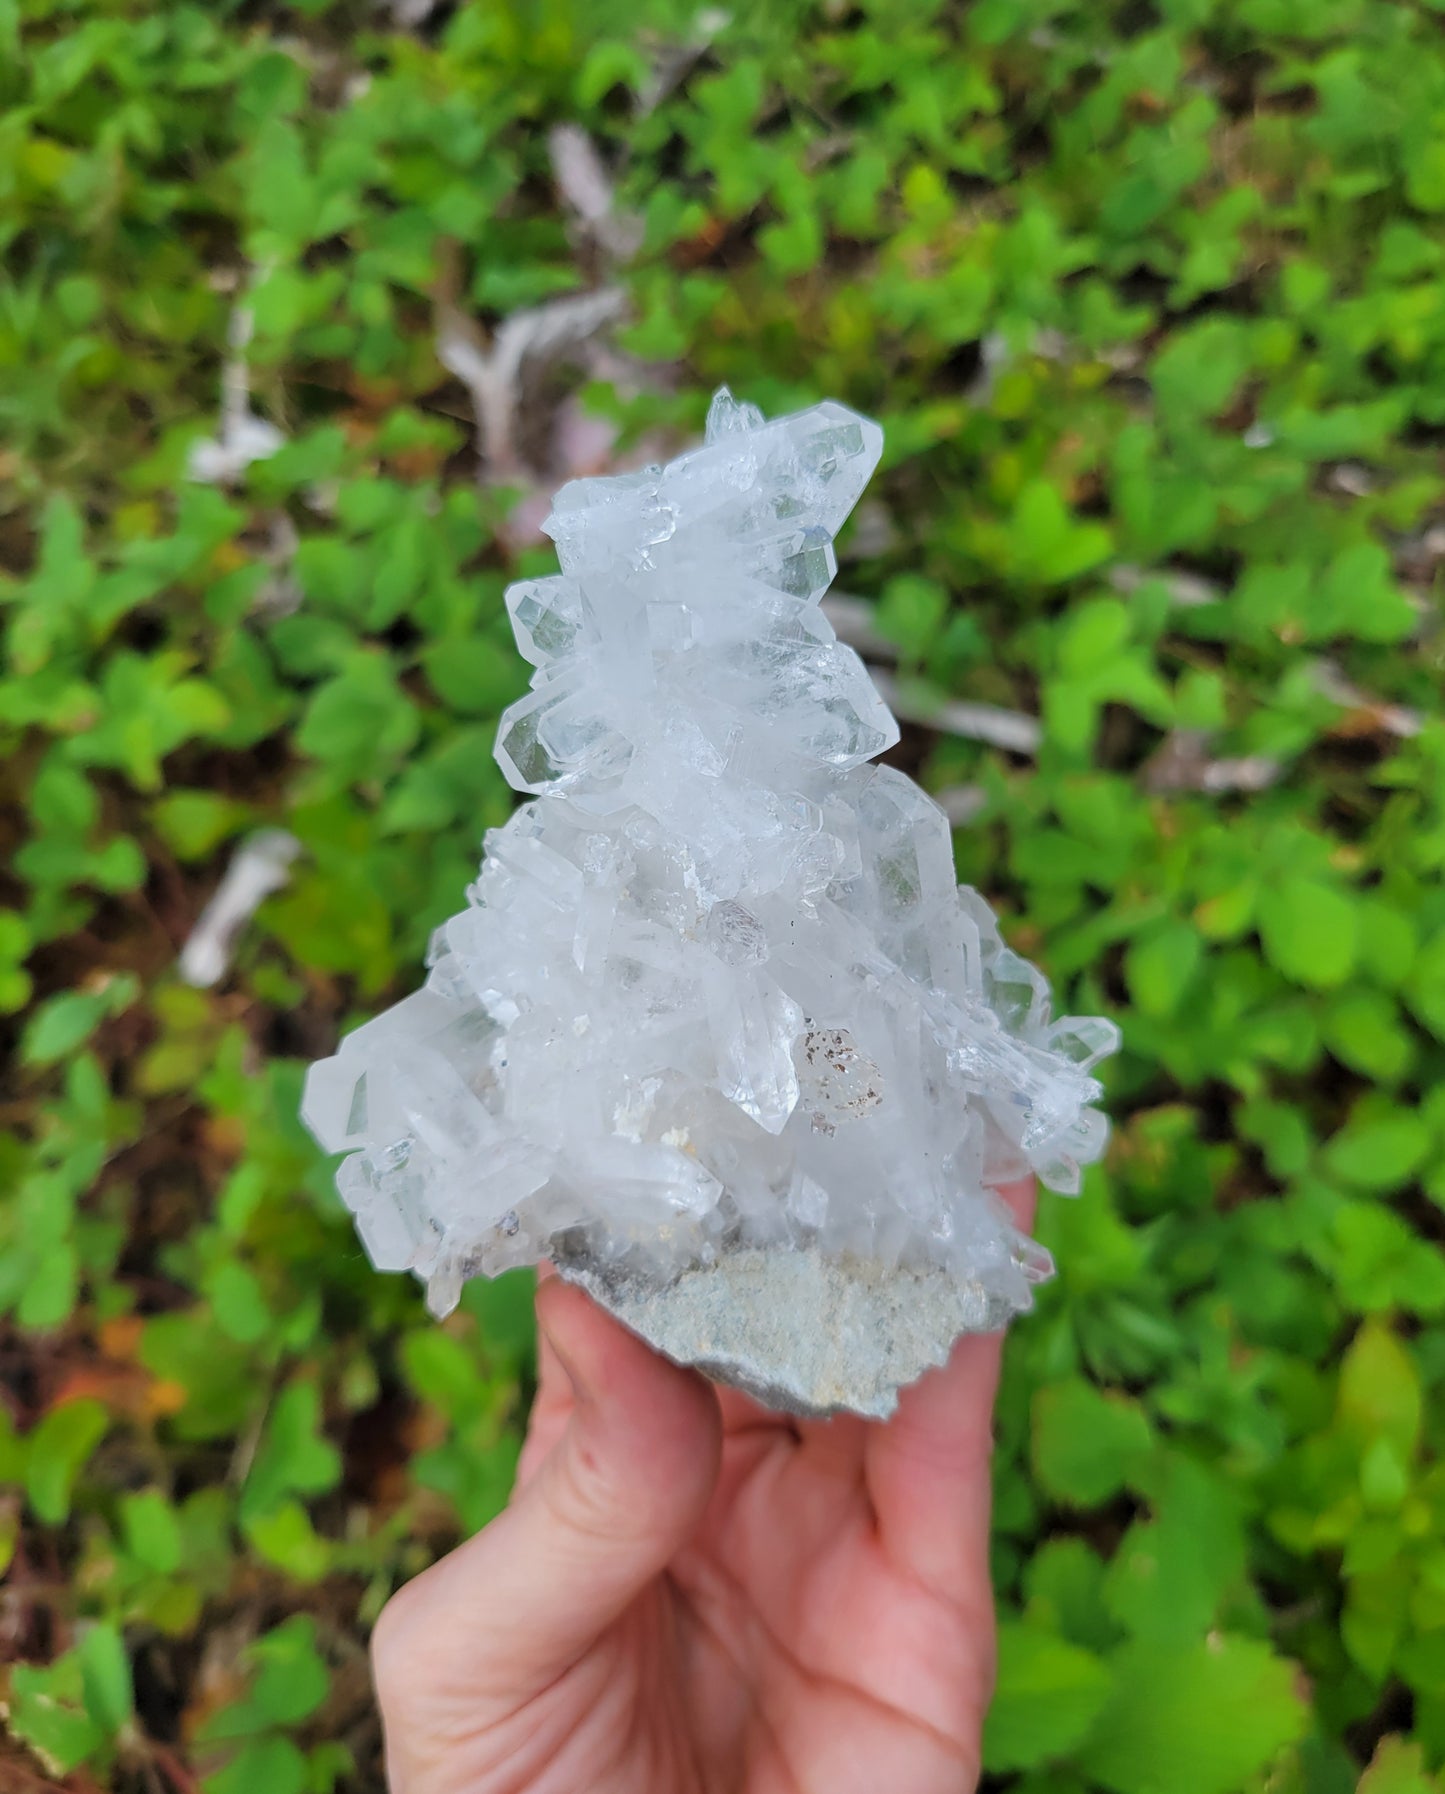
left=372, top=1179, right=1034, bottom=1794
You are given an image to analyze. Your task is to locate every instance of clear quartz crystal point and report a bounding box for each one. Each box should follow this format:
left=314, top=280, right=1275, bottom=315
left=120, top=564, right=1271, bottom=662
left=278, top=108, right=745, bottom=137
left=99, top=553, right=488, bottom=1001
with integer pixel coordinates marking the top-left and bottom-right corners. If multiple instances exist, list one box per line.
left=301, top=389, right=1119, bottom=1417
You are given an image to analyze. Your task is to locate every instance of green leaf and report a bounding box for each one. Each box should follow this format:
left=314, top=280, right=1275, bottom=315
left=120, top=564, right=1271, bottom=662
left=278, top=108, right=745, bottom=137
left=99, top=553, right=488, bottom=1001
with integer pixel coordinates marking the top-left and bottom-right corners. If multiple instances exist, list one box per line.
left=1405, top=137, right=1445, bottom=212
left=420, top=634, right=524, bottom=716
left=1125, top=921, right=1203, bottom=1019
left=297, top=652, right=421, bottom=785
left=1238, top=1096, right=1314, bottom=1177
left=153, top=790, right=253, bottom=860
left=1151, top=317, right=1251, bottom=420
left=1323, top=1105, right=1430, bottom=1190
left=240, top=1381, right=341, bottom=1521
left=574, top=40, right=651, bottom=108
left=7, top=1652, right=106, bottom=1775
left=1328, top=1203, right=1445, bottom=1316
left=1102, top=1458, right=1247, bottom=1644
left=19, top=974, right=139, bottom=1067
left=203, top=1615, right=330, bottom=1741
left=876, top=574, right=948, bottom=659
left=20, top=990, right=108, bottom=1066
left=242, top=1499, right=332, bottom=1584
left=982, top=1623, right=1113, bottom=1771
left=1344, top=1559, right=1412, bottom=1681
left=1359, top=1435, right=1408, bottom=1509
left=1337, top=1320, right=1422, bottom=1459
left=0, top=908, right=33, bottom=1014
left=1012, top=482, right=1113, bottom=584
left=247, top=1615, right=331, bottom=1727
left=1410, top=930, right=1445, bottom=1041
left=209, top=1261, right=273, bottom=1345
left=413, top=1429, right=521, bottom=1535
left=203, top=1735, right=308, bottom=1794
left=461, top=1266, right=537, bottom=1368
left=121, top=1489, right=184, bottom=1575
left=1257, top=878, right=1358, bottom=989
left=1024, top=1537, right=1118, bottom=1653
left=25, top=1399, right=109, bottom=1525
left=1032, top=1380, right=1154, bottom=1507
left=1058, top=599, right=1132, bottom=677
left=401, top=1328, right=489, bottom=1425
left=1322, top=989, right=1414, bottom=1082
left=18, top=1240, right=78, bottom=1330
left=1358, top=1736, right=1444, bottom=1794
left=138, top=1309, right=256, bottom=1442
left=1076, top=1636, right=1307, bottom=1794
left=78, top=1622, right=134, bottom=1739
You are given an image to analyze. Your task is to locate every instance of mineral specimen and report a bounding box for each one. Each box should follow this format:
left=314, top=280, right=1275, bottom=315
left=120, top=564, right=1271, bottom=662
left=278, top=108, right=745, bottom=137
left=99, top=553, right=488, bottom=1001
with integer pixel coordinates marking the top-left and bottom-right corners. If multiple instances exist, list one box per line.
left=301, top=388, right=1118, bottom=1417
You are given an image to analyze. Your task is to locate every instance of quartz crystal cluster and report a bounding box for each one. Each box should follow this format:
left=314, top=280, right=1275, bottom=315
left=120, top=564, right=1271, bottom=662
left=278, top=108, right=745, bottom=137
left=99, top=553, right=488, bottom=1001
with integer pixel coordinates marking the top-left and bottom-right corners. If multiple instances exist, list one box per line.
left=302, top=389, right=1117, bottom=1416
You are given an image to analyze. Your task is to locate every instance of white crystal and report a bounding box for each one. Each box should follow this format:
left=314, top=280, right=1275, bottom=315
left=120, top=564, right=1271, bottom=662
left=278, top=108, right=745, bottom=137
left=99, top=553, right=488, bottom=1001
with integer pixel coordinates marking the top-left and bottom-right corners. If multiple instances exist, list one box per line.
left=301, top=387, right=1118, bottom=1410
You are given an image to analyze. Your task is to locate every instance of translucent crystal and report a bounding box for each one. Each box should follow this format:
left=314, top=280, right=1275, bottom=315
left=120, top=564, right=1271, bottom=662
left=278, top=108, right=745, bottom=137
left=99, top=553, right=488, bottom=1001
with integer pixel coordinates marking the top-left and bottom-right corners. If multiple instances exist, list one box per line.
left=707, top=900, right=769, bottom=966
left=301, top=387, right=1118, bottom=1415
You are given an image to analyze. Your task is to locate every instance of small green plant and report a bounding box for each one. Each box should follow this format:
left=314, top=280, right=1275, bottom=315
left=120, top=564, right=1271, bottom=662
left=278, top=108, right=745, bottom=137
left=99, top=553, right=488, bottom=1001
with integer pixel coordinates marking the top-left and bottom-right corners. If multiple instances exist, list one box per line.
left=2, top=1, right=1442, bottom=1788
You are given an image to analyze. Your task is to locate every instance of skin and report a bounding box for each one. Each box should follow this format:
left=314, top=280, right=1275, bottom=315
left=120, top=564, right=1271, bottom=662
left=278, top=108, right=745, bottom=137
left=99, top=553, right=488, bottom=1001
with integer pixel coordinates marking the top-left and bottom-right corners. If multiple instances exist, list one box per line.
left=372, top=1178, right=1034, bottom=1794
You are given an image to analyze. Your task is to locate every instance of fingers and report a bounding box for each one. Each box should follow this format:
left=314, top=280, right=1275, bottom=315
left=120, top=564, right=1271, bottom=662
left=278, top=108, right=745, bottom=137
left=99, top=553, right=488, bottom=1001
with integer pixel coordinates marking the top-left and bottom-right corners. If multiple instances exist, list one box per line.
left=514, top=1264, right=570, bottom=1485
left=714, top=1381, right=800, bottom=1439
left=373, top=1280, right=722, bottom=1735
left=864, top=1178, right=1036, bottom=1598
left=864, top=1329, right=1005, bottom=1597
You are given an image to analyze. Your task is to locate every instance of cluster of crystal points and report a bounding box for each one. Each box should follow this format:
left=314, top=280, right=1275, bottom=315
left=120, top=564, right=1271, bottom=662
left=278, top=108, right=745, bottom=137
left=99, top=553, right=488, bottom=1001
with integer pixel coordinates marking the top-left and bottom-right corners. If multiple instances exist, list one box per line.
left=302, top=389, right=1117, bottom=1390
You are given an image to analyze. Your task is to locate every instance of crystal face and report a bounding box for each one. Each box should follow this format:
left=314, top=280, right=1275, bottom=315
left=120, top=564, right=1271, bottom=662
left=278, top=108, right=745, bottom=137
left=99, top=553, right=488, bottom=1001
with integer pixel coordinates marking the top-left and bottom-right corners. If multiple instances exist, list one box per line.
left=301, top=388, right=1119, bottom=1415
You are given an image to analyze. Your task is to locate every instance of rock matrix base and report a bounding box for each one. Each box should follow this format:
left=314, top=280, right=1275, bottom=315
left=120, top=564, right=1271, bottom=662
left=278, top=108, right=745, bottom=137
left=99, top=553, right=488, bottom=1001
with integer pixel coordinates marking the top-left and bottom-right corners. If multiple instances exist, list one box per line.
left=555, top=1242, right=1020, bottom=1419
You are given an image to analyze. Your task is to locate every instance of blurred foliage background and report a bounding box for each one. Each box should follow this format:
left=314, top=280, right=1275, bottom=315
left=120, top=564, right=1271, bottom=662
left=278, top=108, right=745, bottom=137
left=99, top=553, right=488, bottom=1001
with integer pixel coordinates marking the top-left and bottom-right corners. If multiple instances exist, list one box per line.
left=3, top=0, right=1444, bottom=1789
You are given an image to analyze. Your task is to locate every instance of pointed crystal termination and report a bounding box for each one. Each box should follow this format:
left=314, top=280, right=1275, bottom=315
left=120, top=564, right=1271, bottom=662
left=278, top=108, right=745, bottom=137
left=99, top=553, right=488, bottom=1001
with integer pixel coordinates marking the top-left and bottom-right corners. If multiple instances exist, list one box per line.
left=301, top=388, right=1119, bottom=1416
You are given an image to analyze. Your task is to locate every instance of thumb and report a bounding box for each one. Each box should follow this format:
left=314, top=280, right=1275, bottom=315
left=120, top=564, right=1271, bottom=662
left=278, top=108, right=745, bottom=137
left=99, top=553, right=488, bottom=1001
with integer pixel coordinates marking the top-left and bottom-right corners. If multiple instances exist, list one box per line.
left=373, top=1278, right=722, bottom=1725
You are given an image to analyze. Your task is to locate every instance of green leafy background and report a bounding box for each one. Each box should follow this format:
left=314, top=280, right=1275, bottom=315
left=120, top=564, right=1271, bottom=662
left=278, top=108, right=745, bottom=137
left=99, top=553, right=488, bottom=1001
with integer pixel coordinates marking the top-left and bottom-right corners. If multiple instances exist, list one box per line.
left=3, top=1, right=1443, bottom=1789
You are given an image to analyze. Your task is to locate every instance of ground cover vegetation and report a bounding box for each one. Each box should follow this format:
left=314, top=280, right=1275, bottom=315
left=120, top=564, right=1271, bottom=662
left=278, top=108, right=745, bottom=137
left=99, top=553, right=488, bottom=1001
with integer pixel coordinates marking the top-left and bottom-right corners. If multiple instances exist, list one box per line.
left=3, top=0, right=1444, bottom=1789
